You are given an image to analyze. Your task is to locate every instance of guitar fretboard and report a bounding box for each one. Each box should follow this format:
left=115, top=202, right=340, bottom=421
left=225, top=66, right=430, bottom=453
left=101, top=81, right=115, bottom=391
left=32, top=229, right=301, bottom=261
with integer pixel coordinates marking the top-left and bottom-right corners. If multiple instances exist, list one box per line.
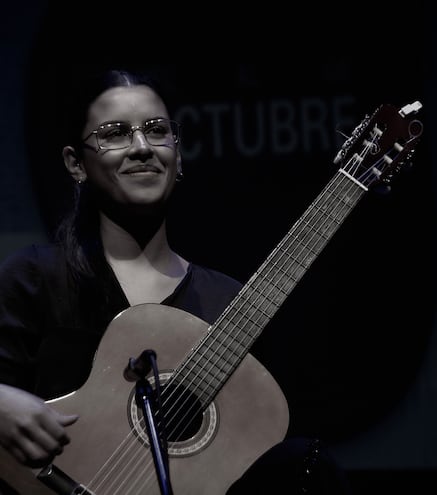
left=171, top=170, right=366, bottom=407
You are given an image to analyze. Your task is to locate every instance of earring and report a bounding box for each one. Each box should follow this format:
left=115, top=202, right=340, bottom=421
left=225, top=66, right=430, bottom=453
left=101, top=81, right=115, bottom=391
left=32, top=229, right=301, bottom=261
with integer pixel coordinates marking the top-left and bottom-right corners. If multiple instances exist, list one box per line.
left=77, top=176, right=86, bottom=185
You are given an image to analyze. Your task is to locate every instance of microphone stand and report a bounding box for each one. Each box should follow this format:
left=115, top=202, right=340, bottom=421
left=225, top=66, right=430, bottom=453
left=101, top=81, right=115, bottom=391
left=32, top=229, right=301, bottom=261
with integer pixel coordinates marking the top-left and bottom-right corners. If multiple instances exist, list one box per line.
left=126, top=350, right=173, bottom=495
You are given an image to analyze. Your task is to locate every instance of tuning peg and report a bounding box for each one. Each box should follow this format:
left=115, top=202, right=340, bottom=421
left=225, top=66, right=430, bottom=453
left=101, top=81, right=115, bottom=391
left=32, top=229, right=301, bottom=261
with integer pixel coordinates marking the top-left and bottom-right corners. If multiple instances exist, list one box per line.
left=399, top=101, right=422, bottom=117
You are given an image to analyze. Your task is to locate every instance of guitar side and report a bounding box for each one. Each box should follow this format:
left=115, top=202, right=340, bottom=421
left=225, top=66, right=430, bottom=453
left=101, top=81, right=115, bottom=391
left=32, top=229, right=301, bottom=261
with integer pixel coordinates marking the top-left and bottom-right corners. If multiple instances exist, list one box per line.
left=0, top=304, right=289, bottom=495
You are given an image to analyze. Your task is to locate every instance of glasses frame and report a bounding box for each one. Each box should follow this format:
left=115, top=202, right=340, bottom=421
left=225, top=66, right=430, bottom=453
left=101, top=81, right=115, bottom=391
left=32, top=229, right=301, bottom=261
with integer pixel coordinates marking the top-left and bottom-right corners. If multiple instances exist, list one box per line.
left=82, top=118, right=181, bottom=151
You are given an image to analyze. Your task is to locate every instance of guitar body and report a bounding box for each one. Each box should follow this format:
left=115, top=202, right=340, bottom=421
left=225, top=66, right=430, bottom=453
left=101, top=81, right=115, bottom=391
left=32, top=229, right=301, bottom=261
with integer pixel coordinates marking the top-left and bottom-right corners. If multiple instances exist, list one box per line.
left=0, top=304, right=290, bottom=495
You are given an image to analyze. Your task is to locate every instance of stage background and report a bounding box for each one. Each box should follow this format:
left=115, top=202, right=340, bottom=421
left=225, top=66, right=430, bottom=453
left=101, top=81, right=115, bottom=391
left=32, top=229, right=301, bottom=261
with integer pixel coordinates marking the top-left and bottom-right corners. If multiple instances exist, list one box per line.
left=1, top=2, right=435, bottom=493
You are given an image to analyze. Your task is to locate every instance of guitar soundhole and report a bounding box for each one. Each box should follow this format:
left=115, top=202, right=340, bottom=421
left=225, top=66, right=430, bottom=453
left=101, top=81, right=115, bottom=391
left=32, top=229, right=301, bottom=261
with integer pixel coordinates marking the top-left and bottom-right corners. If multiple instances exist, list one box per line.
left=160, top=382, right=203, bottom=441
left=127, top=371, right=219, bottom=457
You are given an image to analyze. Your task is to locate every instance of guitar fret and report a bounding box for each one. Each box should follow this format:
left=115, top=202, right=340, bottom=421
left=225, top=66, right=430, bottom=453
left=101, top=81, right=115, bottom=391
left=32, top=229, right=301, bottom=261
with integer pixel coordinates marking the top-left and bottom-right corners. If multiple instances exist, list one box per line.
left=276, top=243, right=316, bottom=271
left=307, top=207, right=342, bottom=231
left=274, top=246, right=312, bottom=268
left=300, top=219, right=331, bottom=239
left=276, top=254, right=306, bottom=279
left=232, top=295, right=275, bottom=321
left=252, top=274, right=289, bottom=299
left=238, top=285, right=276, bottom=318
left=181, top=338, right=247, bottom=403
left=251, top=262, right=298, bottom=300
left=311, top=200, right=344, bottom=220
left=188, top=357, right=234, bottom=385
left=282, top=236, right=319, bottom=256
left=251, top=275, right=296, bottom=312
left=325, top=185, right=358, bottom=207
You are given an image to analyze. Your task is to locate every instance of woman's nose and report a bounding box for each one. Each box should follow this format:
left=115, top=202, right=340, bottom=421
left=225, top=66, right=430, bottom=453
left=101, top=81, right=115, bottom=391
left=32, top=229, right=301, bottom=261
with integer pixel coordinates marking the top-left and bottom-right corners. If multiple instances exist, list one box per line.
left=129, top=129, right=152, bottom=152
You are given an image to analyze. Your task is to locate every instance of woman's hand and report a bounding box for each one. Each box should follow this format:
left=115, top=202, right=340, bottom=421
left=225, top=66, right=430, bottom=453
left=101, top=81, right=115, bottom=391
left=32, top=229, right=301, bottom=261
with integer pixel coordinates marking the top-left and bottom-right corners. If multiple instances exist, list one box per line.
left=0, top=384, right=78, bottom=467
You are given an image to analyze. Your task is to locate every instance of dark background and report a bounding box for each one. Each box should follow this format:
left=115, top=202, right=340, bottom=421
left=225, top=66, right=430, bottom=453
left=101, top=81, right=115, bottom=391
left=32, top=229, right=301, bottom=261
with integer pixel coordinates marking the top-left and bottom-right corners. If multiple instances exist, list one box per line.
left=1, top=1, right=435, bottom=493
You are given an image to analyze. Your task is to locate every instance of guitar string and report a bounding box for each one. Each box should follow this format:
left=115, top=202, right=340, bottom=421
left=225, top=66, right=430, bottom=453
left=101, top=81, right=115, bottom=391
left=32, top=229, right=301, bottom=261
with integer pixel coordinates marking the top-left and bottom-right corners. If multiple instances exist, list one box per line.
left=101, top=133, right=378, bottom=495
left=81, top=127, right=382, bottom=493
left=87, top=432, right=157, bottom=495
left=83, top=136, right=379, bottom=495
left=152, top=164, right=368, bottom=439
left=93, top=132, right=386, bottom=495
left=134, top=122, right=414, bottom=495
left=150, top=134, right=379, bottom=433
left=156, top=122, right=417, bottom=460
left=95, top=113, right=418, bottom=495
left=79, top=168, right=363, bottom=495
left=117, top=135, right=380, bottom=492
left=80, top=171, right=362, bottom=495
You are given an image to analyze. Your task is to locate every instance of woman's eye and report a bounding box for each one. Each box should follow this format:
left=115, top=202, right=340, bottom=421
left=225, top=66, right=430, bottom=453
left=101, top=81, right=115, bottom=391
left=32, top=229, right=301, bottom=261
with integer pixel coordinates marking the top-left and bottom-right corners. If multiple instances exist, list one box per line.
left=147, top=125, right=168, bottom=136
left=102, top=125, right=129, bottom=138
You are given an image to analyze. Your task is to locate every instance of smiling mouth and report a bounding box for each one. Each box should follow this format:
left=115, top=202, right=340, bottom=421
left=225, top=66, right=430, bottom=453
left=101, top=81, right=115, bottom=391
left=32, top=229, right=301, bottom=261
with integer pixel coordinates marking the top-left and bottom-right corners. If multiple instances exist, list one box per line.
left=123, top=165, right=161, bottom=175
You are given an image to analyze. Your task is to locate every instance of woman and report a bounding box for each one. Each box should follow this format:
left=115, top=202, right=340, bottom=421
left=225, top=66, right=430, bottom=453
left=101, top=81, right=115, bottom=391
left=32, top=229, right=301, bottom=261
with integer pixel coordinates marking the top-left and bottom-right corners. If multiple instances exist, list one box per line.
left=0, top=68, right=350, bottom=494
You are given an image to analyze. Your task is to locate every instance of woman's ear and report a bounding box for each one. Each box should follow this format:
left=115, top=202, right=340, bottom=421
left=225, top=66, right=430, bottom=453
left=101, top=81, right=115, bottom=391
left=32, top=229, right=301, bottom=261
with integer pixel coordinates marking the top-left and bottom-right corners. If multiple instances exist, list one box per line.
left=63, top=146, right=87, bottom=183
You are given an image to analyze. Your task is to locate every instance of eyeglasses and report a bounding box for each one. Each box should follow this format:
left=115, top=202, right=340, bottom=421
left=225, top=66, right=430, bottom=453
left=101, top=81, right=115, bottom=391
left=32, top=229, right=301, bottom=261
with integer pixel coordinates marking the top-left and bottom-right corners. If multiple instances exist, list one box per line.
left=83, top=118, right=180, bottom=151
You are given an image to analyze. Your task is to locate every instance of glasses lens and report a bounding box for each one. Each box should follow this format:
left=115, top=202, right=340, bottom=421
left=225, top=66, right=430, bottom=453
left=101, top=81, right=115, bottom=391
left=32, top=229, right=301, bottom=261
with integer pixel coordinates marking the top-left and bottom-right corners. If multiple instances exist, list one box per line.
left=145, top=119, right=179, bottom=146
left=94, top=120, right=180, bottom=149
left=97, top=123, right=131, bottom=150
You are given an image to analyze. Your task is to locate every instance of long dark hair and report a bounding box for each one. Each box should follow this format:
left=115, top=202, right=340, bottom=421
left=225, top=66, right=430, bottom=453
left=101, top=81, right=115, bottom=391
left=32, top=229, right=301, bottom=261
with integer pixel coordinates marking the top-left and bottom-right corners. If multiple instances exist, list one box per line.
left=54, top=67, right=171, bottom=279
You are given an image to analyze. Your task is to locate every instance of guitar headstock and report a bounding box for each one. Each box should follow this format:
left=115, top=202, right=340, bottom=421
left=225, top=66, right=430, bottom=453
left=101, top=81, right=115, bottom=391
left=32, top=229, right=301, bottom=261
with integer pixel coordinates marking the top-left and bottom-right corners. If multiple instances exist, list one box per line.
left=333, top=101, right=423, bottom=190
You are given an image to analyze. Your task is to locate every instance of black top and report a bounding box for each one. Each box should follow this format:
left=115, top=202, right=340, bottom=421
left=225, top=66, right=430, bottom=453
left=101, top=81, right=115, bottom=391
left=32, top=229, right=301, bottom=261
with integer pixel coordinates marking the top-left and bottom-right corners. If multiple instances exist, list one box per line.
left=0, top=244, right=242, bottom=400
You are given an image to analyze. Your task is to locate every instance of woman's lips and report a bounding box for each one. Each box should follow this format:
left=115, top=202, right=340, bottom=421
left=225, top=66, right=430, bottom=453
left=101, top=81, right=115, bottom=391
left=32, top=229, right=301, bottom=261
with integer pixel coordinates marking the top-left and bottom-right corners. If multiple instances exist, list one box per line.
left=122, top=164, right=161, bottom=174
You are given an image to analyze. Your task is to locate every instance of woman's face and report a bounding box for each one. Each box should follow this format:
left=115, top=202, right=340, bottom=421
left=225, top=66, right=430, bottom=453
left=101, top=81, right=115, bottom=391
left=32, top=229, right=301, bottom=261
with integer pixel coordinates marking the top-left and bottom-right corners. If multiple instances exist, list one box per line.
left=77, top=85, right=180, bottom=211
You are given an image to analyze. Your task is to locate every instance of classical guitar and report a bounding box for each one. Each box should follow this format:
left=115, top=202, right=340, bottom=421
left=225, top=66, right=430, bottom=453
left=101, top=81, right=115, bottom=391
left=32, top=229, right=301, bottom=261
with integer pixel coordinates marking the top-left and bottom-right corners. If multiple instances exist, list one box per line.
left=0, top=101, right=423, bottom=495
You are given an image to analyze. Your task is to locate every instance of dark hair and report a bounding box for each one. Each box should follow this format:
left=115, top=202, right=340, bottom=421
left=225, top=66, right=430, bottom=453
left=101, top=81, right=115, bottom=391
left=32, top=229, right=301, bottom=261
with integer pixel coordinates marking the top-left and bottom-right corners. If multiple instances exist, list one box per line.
left=61, top=68, right=171, bottom=157
left=54, top=67, right=171, bottom=279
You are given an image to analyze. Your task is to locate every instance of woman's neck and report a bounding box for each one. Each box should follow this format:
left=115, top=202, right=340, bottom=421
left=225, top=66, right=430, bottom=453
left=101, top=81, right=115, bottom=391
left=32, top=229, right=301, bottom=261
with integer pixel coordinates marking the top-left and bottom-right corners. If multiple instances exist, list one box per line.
left=99, top=211, right=186, bottom=276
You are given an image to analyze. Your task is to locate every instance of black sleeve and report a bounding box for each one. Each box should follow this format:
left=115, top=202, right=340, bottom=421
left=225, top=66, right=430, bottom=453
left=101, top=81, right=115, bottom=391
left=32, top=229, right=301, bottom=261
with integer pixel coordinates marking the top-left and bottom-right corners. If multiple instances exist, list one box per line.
left=0, top=245, right=45, bottom=391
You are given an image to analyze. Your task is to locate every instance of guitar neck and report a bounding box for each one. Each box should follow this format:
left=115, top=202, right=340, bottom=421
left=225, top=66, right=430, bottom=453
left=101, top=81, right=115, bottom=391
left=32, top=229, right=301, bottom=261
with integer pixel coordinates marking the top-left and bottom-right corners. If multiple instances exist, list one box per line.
left=163, top=99, right=423, bottom=417
left=173, top=169, right=366, bottom=406
left=238, top=169, right=366, bottom=333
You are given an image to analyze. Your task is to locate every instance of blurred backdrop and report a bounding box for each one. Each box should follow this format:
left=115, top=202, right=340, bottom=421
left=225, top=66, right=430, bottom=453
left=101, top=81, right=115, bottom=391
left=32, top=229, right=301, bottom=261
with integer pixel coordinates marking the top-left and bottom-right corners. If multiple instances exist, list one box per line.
left=1, top=1, right=435, bottom=493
